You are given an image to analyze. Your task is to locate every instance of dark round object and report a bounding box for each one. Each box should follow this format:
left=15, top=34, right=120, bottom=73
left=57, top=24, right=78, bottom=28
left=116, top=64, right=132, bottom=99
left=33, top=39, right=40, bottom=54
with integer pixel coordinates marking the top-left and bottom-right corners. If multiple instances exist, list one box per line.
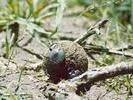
left=44, top=40, right=88, bottom=83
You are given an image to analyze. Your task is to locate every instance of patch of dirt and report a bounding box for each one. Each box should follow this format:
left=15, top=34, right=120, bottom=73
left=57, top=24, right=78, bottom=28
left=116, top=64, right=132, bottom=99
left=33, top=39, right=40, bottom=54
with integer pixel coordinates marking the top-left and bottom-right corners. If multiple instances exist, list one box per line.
left=0, top=16, right=132, bottom=100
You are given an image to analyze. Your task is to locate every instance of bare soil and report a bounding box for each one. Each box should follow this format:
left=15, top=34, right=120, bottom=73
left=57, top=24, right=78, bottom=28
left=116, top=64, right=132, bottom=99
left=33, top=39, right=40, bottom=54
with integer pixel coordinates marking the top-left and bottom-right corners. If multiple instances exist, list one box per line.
left=0, top=16, right=133, bottom=100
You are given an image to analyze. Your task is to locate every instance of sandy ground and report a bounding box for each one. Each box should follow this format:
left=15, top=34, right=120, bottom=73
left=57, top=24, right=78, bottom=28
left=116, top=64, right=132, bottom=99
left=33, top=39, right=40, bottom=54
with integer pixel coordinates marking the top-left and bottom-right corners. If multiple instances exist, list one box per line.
left=0, top=16, right=133, bottom=100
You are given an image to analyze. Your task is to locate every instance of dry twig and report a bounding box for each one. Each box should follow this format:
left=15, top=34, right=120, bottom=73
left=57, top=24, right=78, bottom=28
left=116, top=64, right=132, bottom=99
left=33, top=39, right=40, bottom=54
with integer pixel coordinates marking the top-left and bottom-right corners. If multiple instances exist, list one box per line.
left=56, top=61, right=133, bottom=94
left=84, top=44, right=133, bottom=58
left=74, top=19, right=108, bottom=44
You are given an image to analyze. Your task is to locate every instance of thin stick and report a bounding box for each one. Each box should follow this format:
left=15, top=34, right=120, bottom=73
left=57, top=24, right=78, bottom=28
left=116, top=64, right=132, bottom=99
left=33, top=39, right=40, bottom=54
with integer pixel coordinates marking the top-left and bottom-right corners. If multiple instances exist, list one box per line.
left=84, top=44, right=133, bottom=58
left=74, top=19, right=108, bottom=44
left=71, top=61, right=133, bottom=82
left=56, top=61, right=133, bottom=94
left=108, top=49, right=133, bottom=58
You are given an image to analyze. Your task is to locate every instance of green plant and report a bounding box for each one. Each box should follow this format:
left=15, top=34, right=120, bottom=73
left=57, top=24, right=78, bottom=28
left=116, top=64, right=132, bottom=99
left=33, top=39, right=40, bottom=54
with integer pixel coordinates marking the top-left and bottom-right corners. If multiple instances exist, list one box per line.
left=0, top=0, right=66, bottom=58
left=0, top=0, right=56, bottom=25
left=2, top=29, right=15, bottom=58
left=0, top=0, right=59, bottom=39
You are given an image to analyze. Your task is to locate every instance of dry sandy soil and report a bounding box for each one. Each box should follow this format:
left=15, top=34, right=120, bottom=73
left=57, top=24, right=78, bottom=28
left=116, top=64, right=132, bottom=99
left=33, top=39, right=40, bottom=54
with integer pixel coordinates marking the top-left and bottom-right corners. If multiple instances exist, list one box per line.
left=0, top=16, right=133, bottom=100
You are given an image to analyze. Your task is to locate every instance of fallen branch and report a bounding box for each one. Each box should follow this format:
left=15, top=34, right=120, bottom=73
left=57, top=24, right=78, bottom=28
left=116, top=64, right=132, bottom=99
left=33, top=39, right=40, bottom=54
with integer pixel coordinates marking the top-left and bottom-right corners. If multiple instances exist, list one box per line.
left=107, top=49, right=133, bottom=57
left=59, top=19, right=109, bottom=42
left=56, top=61, right=133, bottom=95
left=84, top=44, right=133, bottom=58
left=116, top=44, right=133, bottom=51
left=74, top=19, right=108, bottom=44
